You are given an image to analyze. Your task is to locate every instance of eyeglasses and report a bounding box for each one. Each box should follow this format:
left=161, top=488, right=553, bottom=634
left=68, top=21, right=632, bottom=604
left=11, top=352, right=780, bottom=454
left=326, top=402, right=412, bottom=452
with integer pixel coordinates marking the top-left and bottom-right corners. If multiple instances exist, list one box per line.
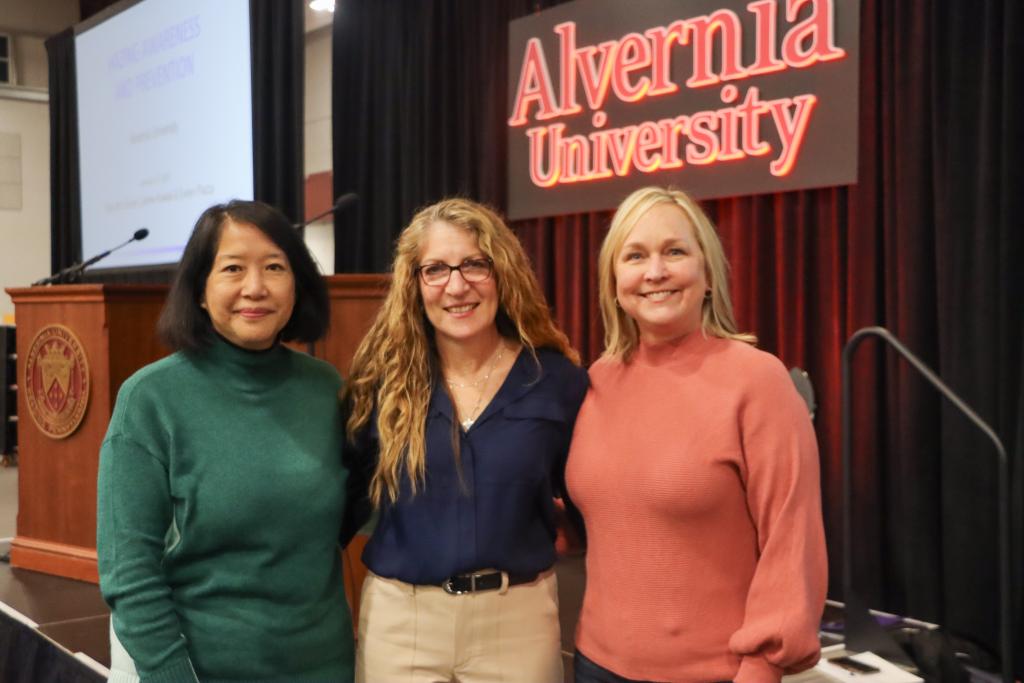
left=416, top=257, right=494, bottom=286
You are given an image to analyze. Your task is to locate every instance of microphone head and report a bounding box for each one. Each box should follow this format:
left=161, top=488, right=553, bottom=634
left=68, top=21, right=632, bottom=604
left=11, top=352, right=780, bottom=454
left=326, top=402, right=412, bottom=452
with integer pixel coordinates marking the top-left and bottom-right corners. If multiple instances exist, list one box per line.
left=133, top=228, right=150, bottom=240
left=334, top=193, right=359, bottom=211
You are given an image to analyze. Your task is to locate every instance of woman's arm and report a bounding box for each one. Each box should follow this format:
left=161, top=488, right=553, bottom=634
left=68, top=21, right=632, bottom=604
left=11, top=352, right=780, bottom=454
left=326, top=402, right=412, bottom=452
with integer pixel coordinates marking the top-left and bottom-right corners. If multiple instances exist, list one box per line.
left=554, top=362, right=591, bottom=547
left=340, top=418, right=376, bottom=549
left=97, top=433, right=199, bottom=683
left=727, top=358, right=828, bottom=683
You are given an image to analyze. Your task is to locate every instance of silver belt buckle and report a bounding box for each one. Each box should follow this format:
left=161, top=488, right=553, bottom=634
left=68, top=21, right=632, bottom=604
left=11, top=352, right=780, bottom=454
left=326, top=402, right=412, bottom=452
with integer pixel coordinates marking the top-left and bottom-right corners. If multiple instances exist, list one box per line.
left=442, top=572, right=479, bottom=595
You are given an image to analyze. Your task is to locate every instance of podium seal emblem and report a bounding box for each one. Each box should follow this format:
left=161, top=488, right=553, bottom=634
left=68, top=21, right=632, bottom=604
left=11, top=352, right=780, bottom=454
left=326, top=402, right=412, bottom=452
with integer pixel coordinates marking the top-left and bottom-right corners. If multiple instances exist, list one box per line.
left=24, top=324, right=91, bottom=439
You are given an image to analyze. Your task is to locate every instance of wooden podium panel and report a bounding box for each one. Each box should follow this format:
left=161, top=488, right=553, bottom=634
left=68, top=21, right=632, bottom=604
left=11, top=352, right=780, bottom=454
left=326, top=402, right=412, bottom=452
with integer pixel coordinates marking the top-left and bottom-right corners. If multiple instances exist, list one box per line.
left=315, top=275, right=389, bottom=625
left=314, top=274, right=390, bottom=376
left=6, top=276, right=387, bottom=585
left=5, top=285, right=169, bottom=582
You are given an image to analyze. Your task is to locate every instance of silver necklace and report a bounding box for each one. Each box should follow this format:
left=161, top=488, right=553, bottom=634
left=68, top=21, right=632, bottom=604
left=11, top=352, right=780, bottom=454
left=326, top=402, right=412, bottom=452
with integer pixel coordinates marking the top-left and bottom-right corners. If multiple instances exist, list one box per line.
left=446, top=344, right=504, bottom=430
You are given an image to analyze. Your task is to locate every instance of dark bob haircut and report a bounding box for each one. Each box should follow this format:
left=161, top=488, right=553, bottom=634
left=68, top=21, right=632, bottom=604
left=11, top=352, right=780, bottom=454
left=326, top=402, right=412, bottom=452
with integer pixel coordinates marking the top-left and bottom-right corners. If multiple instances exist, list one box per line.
left=157, top=199, right=329, bottom=352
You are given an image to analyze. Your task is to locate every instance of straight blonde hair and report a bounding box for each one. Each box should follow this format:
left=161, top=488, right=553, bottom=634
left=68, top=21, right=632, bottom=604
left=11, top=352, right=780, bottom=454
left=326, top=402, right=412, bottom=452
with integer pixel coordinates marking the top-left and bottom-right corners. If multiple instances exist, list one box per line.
left=345, top=198, right=578, bottom=505
left=599, top=186, right=756, bottom=360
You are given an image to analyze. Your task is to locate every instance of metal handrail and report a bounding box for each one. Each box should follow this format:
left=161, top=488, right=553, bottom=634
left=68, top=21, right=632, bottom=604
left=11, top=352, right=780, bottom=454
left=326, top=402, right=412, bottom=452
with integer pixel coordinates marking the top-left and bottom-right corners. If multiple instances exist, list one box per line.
left=842, top=326, right=1012, bottom=683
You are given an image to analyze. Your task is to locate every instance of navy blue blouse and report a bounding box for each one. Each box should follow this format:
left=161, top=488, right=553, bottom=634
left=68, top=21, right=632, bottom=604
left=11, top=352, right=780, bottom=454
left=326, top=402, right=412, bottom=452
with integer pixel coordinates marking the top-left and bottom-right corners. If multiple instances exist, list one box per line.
left=349, top=348, right=588, bottom=585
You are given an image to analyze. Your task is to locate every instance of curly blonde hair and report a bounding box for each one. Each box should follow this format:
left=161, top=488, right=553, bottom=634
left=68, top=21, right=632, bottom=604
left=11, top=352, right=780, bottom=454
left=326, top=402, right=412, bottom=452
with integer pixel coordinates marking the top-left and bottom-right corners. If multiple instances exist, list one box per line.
left=599, top=186, right=756, bottom=360
left=345, top=198, right=579, bottom=505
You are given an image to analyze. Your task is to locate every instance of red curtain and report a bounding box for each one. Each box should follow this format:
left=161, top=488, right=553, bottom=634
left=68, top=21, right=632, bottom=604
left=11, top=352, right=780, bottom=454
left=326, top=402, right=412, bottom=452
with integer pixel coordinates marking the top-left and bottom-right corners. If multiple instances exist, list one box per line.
left=510, top=2, right=1024, bottom=662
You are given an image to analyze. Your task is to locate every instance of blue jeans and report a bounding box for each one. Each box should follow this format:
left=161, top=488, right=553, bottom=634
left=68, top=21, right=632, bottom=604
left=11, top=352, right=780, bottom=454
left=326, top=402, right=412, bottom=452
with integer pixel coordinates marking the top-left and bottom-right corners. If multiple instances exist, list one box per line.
left=573, top=650, right=732, bottom=683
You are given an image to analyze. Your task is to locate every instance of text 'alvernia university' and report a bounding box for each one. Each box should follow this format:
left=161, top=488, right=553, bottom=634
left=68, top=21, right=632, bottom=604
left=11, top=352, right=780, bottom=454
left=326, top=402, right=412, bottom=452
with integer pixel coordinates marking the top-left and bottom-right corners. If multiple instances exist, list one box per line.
left=508, top=0, right=847, bottom=187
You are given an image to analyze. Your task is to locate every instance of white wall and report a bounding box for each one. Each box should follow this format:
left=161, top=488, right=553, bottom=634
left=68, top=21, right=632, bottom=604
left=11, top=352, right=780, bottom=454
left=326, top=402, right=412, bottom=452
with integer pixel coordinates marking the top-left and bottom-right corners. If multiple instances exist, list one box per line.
left=10, top=36, right=49, bottom=89
left=305, top=26, right=332, bottom=176
left=0, top=0, right=78, bottom=320
left=303, top=24, right=334, bottom=274
left=0, top=97, right=52, bottom=319
left=0, top=0, right=79, bottom=89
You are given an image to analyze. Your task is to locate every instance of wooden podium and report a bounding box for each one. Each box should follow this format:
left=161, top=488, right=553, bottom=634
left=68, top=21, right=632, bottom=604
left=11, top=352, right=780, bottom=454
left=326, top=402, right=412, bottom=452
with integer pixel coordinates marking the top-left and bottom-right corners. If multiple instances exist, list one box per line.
left=6, top=284, right=170, bottom=582
left=6, top=275, right=387, bottom=586
left=310, top=274, right=390, bottom=374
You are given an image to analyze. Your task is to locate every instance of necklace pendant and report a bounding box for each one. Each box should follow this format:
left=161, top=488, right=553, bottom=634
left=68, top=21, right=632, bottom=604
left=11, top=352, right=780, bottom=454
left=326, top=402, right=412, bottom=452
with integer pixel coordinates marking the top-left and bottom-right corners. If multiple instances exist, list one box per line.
left=461, top=417, right=475, bottom=430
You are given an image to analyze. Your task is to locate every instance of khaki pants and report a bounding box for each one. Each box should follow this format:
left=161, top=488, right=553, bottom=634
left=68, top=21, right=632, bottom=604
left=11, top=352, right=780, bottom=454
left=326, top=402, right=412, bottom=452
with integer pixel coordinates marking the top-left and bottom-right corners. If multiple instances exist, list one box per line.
left=355, top=570, right=563, bottom=683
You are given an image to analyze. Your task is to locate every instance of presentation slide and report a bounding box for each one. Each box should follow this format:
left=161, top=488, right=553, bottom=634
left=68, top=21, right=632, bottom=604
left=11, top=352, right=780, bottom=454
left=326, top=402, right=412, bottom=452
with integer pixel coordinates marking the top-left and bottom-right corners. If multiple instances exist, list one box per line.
left=76, top=0, right=253, bottom=269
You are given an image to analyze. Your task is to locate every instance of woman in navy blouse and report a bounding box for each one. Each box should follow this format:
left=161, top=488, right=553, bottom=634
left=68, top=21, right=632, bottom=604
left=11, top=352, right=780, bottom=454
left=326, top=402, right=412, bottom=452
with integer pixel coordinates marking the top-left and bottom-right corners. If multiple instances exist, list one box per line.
left=344, top=197, right=587, bottom=683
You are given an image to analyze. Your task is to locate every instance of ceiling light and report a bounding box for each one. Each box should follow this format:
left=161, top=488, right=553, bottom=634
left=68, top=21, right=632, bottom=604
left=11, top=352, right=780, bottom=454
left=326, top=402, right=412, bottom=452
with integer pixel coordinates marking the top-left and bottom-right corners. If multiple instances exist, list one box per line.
left=309, top=0, right=335, bottom=12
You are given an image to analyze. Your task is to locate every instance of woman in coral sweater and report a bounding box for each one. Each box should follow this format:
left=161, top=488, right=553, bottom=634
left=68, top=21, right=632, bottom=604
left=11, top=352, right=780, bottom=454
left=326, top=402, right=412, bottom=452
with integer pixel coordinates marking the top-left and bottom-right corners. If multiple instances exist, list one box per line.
left=566, top=186, right=827, bottom=683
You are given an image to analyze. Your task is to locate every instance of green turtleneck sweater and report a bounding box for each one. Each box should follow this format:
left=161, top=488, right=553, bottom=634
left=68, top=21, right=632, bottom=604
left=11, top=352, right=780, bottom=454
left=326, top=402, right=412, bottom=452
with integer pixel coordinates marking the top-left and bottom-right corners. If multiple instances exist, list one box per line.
left=97, top=337, right=354, bottom=683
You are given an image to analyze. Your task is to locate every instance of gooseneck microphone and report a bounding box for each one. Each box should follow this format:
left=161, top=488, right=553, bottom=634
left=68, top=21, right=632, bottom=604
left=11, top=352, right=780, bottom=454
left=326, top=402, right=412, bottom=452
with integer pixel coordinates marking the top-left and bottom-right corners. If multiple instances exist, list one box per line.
left=33, top=228, right=150, bottom=285
left=293, top=192, right=359, bottom=229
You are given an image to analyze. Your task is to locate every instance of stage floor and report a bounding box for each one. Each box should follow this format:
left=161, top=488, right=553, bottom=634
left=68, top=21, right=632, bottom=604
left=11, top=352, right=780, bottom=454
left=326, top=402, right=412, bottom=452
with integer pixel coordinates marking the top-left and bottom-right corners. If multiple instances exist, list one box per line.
left=0, top=539, right=109, bottom=681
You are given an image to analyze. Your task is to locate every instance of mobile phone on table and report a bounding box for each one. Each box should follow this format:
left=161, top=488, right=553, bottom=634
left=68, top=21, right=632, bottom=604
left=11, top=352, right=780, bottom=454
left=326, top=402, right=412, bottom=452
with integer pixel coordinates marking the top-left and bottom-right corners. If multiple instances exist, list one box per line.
left=828, top=655, right=882, bottom=674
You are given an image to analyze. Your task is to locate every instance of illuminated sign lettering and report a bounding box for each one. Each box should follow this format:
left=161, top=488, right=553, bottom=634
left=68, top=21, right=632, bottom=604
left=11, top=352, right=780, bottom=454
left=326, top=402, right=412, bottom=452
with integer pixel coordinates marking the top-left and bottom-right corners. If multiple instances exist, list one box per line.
left=507, top=0, right=859, bottom=219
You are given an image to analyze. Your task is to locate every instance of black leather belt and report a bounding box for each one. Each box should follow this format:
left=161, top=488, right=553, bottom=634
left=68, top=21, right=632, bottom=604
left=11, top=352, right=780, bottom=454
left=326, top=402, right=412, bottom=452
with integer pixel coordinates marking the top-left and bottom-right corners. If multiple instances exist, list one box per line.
left=441, top=570, right=537, bottom=595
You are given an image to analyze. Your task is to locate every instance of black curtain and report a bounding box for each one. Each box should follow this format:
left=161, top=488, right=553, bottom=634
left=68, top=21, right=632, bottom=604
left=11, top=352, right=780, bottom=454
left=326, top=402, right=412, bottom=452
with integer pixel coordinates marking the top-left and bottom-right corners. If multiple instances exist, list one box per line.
left=44, top=28, right=81, bottom=274
left=927, top=0, right=1023, bottom=665
left=44, top=1, right=305, bottom=277
left=250, top=0, right=304, bottom=223
left=332, top=0, right=1024, bottom=674
left=331, top=0, right=563, bottom=272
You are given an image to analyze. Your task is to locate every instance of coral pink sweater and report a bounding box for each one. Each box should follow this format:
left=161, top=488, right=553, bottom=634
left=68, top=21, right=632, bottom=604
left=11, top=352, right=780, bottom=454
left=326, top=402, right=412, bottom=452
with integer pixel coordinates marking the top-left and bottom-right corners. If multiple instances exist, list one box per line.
left=566, top=333, right=827, bottom=683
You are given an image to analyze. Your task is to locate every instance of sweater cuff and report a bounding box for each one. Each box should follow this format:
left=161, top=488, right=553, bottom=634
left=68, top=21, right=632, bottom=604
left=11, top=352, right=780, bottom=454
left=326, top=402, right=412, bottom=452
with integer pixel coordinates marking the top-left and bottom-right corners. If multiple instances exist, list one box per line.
left=141, top=656, right=199, bottom=683
left=733, top=655, right=784, bottom=683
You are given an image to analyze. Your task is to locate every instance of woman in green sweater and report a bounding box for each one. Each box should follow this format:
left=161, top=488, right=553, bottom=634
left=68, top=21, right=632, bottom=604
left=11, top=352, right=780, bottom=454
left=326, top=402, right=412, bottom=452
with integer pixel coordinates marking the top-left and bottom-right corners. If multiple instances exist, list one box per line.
left=97, top=200, right=360, bottom=683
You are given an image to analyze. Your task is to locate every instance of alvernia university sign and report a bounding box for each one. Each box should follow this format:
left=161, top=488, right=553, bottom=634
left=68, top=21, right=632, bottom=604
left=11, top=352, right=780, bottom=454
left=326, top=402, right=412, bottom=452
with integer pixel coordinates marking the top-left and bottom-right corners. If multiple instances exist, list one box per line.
left=507, top=0, right=860, bottom=219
